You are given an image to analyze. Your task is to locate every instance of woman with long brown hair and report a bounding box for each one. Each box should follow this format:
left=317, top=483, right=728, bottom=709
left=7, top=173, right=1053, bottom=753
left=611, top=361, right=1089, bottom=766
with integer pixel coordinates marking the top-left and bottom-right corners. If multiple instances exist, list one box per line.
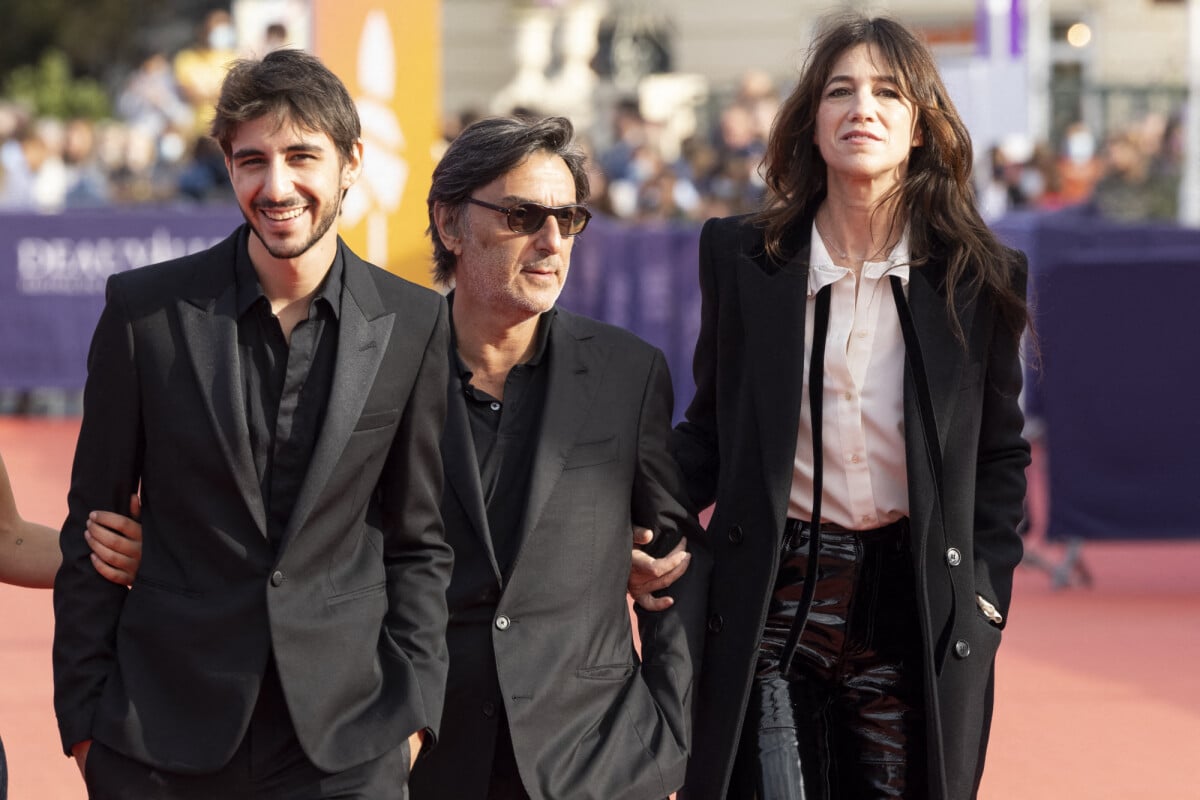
left=674, top=14, right=1029, bottom=799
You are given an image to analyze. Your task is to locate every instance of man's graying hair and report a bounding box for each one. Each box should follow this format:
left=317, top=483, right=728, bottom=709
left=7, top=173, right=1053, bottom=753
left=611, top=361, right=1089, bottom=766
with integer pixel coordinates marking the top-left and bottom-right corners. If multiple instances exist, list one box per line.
left=427, top=115, right=590, bottom=286
left=211, top=48, right=360, bottom=163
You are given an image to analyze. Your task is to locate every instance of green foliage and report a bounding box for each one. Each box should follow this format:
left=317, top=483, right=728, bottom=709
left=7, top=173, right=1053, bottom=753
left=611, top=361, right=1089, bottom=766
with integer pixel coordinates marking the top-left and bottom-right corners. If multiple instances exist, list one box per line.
left=3, top=50, right=111, bottom=120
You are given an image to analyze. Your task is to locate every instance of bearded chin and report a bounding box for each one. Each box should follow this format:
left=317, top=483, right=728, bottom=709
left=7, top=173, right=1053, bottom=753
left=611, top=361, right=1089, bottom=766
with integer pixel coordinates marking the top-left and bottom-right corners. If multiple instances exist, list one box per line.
left=246, top=193, right=342, bottom=260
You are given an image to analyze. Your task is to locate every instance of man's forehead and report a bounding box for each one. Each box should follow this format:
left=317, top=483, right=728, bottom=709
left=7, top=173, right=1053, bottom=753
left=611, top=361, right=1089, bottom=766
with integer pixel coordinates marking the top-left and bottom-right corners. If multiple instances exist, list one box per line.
left=231, top=113, right=331, bottom=148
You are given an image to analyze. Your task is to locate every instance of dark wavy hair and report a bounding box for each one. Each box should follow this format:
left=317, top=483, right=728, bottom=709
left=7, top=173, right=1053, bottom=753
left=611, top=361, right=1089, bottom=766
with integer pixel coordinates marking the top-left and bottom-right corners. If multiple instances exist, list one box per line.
left=755, top=13, right=1027, bottom=341
left=427, top=115, right=590, bottom=286
left=210, top=48, right=360, bottom=164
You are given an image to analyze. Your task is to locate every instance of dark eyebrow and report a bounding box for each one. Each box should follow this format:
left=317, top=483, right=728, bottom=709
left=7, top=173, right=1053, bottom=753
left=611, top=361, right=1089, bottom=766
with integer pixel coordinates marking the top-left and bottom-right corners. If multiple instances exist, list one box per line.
left=825, top=72, right=901, bottom=87
left=231, top=142, right=326, bottom=161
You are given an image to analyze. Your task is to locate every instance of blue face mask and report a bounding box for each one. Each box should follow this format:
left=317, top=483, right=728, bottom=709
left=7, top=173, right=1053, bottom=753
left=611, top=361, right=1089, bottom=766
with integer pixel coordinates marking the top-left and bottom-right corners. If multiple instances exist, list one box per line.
left=208, top=24, right=236, bottom=51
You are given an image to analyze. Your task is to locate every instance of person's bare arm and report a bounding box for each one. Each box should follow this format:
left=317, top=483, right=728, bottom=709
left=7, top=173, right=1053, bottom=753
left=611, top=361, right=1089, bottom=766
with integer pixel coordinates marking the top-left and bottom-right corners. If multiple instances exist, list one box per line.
left=0, top=451, right=61, bottom=588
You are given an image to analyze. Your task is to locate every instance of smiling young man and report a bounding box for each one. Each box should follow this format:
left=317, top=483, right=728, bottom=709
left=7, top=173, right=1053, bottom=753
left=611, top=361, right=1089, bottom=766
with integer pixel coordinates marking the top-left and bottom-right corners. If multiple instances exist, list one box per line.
left=53, top=49, right=453, bottom=799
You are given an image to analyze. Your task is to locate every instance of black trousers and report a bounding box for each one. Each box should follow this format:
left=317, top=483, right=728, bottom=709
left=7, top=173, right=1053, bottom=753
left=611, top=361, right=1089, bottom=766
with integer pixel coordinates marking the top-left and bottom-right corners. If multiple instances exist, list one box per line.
left=83, top=658, right=410, bottom=800
left=734, top=519, right=926, bottom=800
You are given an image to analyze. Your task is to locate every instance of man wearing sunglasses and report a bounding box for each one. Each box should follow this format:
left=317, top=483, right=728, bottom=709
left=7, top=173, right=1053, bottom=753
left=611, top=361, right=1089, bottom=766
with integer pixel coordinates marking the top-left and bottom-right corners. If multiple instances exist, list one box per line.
left=410, top=115, right=709, bottom=800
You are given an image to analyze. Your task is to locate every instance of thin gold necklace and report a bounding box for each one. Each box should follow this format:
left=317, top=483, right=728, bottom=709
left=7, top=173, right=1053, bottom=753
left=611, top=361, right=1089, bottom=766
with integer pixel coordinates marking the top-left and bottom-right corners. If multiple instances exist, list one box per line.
left=815, top=215, right=891, bottom=264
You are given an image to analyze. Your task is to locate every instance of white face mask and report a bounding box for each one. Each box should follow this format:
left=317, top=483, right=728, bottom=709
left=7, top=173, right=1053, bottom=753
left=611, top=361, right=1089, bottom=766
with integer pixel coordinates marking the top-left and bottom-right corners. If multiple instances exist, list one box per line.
left=1064, top=130, right=1095, bottom=164
left=208, top=23, right=236, bottom=50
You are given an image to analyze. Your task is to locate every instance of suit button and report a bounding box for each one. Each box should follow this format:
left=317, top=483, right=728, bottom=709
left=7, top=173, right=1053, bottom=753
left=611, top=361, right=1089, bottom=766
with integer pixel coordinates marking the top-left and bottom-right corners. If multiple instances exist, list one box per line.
left=495, top=614, right=511, bottom=631
left=728, top=525, right=744, bottom=545
left=707, top=614, right=724, bottom=634
left=954, top=639, right=971, bottom=659
left=270, top=571, right=285, bottom=586
left=482, top=701, right=497, bottom=718
left=946, top=547, right=962, bottom=567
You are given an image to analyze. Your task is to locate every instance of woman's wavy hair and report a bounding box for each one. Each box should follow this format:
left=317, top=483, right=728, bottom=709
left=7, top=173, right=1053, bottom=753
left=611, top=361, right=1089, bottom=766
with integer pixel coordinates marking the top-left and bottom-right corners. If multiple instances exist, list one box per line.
left=754, top=13, right=1028, bottom=341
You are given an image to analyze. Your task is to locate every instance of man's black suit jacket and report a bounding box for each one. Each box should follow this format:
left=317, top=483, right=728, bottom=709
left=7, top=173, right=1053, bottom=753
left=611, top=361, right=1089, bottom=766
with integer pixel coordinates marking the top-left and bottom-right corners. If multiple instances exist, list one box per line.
left=410, top=307, right=709, bottom=800
left=53, top=228, right=454, bottom=774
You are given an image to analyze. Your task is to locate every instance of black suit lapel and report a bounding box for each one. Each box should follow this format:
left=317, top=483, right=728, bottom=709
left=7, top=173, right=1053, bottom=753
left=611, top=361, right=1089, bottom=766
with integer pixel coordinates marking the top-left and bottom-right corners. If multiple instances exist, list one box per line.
left=904, top=263, right=974, bottom=456
left=900, top=261, right=975, bottom=548
left=517, top=311, right=603, bottom=560
left=283, top=244, right=392, bottom=546
left=178, top=257, right=269, bottom=539
left=443, top=355, right=502, bottom=579
left=739, top=243, right=811, bottom=535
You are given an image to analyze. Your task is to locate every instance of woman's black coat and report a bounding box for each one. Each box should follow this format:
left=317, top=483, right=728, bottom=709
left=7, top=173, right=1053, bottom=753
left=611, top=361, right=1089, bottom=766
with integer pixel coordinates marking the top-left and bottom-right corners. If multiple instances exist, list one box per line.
left=672, top=214, right=1029, bottom=800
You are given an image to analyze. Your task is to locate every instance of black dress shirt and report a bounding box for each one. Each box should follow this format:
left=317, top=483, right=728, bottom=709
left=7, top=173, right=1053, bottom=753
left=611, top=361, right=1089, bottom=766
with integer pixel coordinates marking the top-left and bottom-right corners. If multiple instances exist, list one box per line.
left=234, top=232, right=342, bottom=548
left=454, top=307, right=553, bottom=576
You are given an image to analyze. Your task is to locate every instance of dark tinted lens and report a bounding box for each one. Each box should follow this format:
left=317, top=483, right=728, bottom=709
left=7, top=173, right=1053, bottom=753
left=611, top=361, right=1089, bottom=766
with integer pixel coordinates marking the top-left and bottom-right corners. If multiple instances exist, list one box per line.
left=508, top=203, right=590, bottom=236
left=552, top=206, right=591, bottom=235
left=507, top=204, right=548, bottom=234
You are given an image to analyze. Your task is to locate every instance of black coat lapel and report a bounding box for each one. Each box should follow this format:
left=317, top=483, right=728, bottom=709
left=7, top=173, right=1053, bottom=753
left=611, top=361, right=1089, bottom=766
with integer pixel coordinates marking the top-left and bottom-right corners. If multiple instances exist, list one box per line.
left=178, top=242, right=268, bottom=539
left=283, top=243, right=392, bottom=546
left=518, top=311, right=603, bottom=558
left=442, top=354, right=501, bottom=579
left=904, top=262, right=975, bottom=456
left=740, top=240, right=811, bottom=536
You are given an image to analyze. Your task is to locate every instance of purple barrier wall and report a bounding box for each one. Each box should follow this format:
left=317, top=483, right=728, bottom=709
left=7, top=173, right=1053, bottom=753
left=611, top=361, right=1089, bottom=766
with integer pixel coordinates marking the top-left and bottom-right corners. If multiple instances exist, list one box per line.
left=994, top=209, right=1200, bottom=541
left=0, top=207, right=242, bottom=389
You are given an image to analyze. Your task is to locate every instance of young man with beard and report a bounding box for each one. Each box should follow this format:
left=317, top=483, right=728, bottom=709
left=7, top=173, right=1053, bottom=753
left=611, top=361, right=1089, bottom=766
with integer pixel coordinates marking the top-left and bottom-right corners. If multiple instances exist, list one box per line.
left=53, top=49, right=453, bottom=799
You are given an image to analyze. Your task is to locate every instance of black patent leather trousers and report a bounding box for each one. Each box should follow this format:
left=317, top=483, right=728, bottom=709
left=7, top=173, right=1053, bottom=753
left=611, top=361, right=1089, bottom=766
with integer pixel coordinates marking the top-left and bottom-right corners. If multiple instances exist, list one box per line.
left=734, top=519, right=927, bottom=800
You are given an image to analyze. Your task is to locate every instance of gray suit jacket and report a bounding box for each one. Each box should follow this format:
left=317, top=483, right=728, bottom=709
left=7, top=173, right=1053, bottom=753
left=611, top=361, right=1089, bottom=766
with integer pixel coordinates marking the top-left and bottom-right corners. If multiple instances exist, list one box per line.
left=53, top=228, right=454, bottom=774
left=411, top=307, right=710, bottom=800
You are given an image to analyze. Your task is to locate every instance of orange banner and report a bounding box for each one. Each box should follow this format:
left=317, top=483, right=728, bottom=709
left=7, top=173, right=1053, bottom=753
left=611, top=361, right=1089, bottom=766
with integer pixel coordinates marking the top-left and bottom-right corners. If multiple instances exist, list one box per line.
left=312, top=0, right=440, bottom=286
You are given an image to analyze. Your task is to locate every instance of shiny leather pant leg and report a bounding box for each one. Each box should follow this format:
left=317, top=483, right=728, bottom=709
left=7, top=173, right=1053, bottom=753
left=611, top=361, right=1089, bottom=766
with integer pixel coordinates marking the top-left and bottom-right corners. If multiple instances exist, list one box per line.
left=742, top=523, right=926, bottom=800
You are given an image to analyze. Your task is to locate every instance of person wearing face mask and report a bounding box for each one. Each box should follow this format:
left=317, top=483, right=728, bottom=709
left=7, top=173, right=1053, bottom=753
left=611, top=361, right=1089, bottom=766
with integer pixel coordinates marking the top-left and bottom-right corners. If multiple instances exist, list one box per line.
left=174, top=9, right=239, bottom=139
left=671, top=13, right=1031, bottom=800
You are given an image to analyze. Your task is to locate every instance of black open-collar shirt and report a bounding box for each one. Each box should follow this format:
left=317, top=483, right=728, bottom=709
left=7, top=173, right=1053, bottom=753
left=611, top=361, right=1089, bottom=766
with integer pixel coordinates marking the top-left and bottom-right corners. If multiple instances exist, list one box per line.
left=451, top=298, right=554, bottom=576
left=234, top=230, right=343, bottom=548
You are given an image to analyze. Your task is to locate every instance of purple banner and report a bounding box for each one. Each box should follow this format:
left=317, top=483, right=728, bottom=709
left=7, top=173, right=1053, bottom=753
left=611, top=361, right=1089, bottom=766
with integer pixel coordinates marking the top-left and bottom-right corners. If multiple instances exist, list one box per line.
left=0, top=207, right=242, bottom=388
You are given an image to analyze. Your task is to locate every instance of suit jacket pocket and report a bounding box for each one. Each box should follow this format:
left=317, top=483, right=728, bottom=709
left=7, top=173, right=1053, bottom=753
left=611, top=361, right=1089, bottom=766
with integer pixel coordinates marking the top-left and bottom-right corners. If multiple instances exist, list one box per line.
left=327, top=580, right=386, bottom=605
left=354, top=409, right=400, bottom=432
left=576, top=662, right=635, bottom=681
left=564, top=436, right=618, bottom=470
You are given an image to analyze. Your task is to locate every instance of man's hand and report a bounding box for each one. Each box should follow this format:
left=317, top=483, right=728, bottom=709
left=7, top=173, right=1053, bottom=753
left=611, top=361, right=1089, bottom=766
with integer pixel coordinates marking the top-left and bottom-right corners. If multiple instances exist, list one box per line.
left=86, top=494, right=142, bottom=587
left=408, top=729, right=425, bottom=771
left=629, top=526, right=691, bottom=612
left=71, top=739, right=92, bottom=779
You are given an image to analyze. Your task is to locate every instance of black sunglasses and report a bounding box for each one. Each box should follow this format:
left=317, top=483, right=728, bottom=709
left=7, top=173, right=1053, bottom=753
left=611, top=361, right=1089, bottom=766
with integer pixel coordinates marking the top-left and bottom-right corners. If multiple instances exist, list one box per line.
left=466, top=197, right=592, bottom=237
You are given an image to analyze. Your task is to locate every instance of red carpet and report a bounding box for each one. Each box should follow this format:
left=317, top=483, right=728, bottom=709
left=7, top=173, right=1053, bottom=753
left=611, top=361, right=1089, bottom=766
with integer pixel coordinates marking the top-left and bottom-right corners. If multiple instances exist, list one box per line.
left=1, top=418, right=1196, bottom=799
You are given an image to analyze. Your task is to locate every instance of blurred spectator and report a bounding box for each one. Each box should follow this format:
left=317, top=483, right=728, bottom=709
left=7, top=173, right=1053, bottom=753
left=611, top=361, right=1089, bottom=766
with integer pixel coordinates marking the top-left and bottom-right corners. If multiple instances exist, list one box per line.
left=116, top=49, right=194, bottom=139
left=263, top=22, right=291, bottom=52
left=173, top=9, right=238, bottom=138
left=62, top=117, right=110, bottom=207
left=1090, top=112, right=1182, bottom=223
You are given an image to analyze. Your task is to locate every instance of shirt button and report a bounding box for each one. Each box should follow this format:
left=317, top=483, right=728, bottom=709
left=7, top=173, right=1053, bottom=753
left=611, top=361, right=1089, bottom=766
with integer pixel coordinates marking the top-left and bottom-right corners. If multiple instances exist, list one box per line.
left=489, top=401, right=501, bottom=412
left=728, top=525, right=744, bottom=545
left=862, top=515, right=875, bottom=524
left=482, top=701, right=497, bottom=718
left=848, top=454, right=861, bottom=464
left=707, top=614, right=724, bottom=634
left=955, top=639, right=971, bottom=659
left=495, top=614, right=511, bottom=631
left=946, top=547, right=962, bottom=566
left=270, top=571, right=285, bottom=586
left=843, top=391, right=853, bottom=401
left=857, top=330, right=867, bottom=338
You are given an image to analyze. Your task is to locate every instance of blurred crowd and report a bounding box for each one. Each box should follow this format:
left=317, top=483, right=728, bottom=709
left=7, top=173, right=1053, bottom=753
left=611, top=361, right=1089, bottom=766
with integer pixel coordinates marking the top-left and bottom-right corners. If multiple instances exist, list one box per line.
left=977, top=111, right=1184, bottom=223
left=0, top=6, right=1189, bottom=227
left=0, top=9, right=283, bottom=211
